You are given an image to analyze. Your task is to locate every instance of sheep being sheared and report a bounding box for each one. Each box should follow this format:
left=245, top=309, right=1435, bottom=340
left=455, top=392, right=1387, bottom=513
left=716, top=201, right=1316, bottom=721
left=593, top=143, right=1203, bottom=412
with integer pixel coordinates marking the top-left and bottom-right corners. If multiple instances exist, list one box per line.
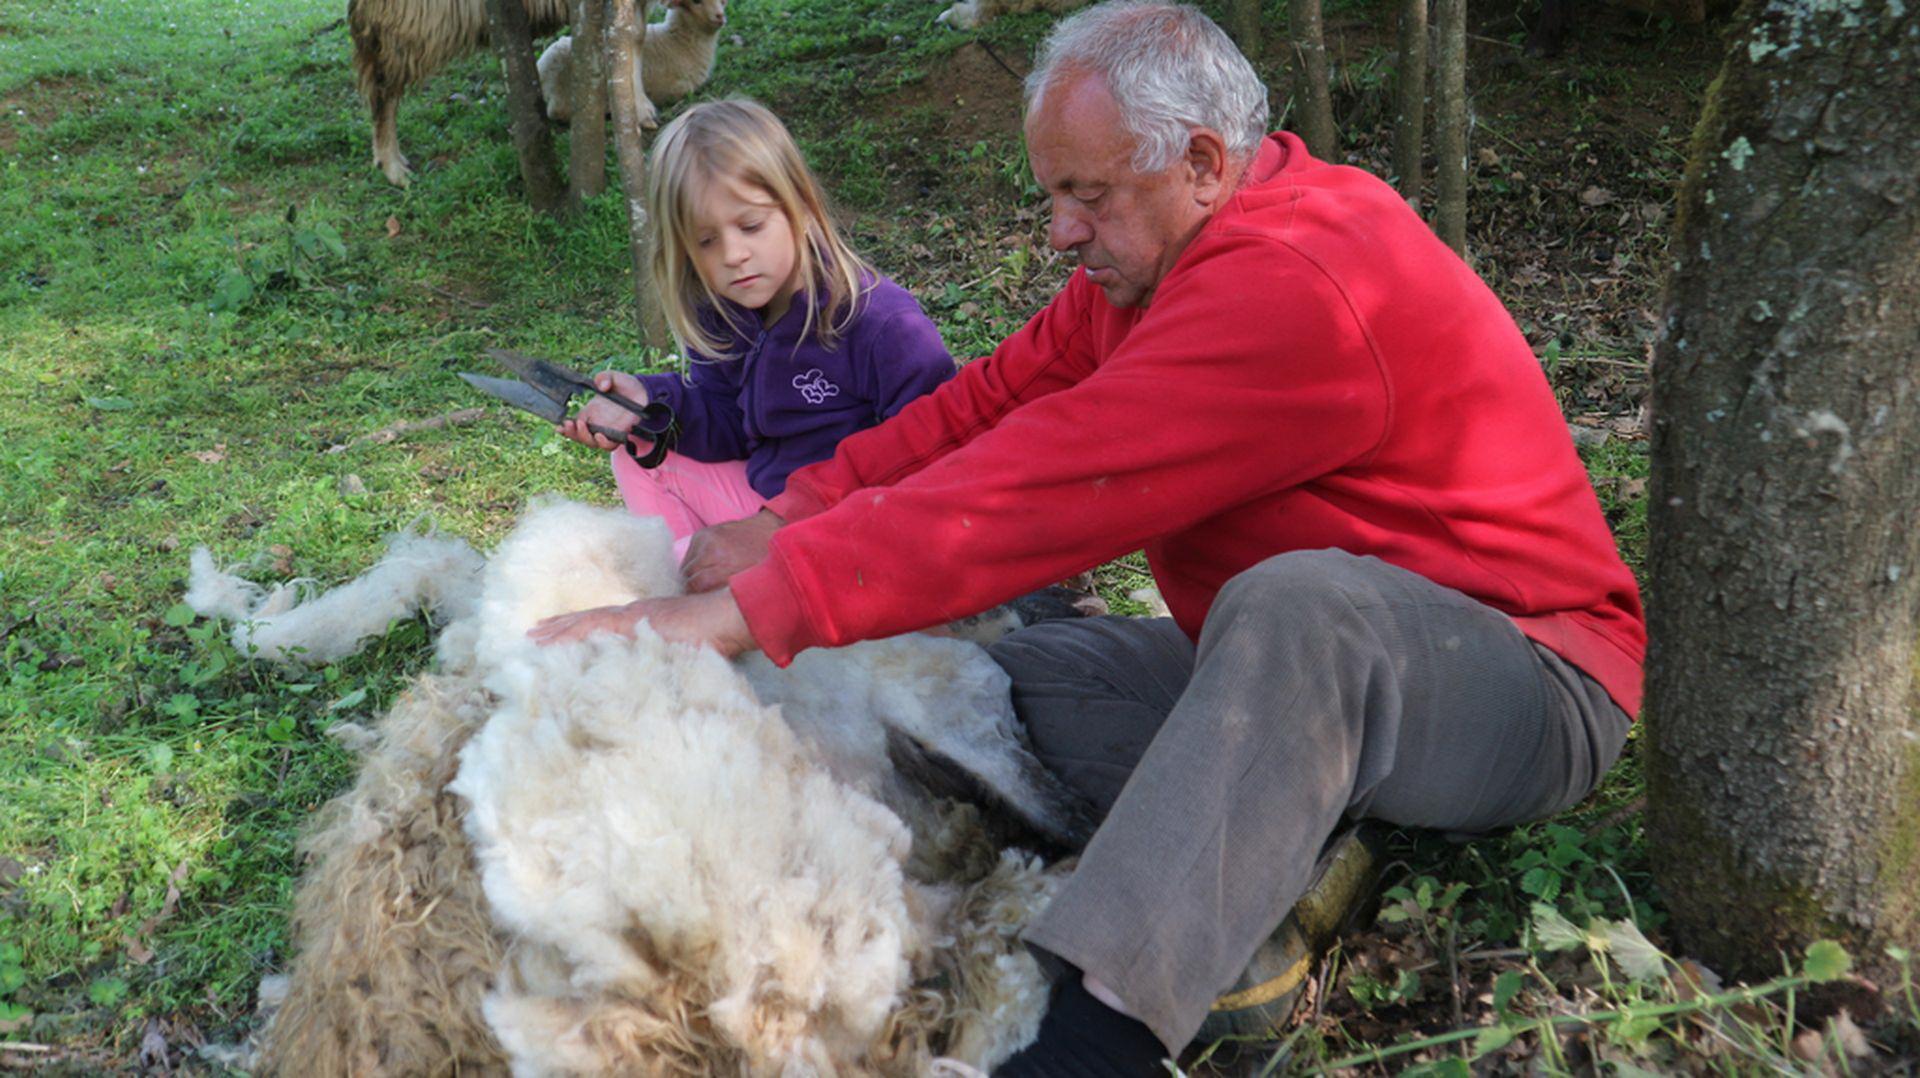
left=202, top=499, right=1079, bottom=1074
left=536, top=0, right=728, bottom=128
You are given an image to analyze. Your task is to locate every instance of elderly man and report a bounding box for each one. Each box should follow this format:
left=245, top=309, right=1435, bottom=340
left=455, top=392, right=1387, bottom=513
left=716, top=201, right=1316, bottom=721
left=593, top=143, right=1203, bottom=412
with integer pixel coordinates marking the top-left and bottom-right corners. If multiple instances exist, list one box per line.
left=535, top=1, right=1644, bottom=1071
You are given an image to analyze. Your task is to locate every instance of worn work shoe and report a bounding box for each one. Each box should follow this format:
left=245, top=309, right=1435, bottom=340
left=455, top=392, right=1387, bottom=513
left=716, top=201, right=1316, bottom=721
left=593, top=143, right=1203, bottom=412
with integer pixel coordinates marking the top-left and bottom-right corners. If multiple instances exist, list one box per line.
left=1191, top=821, right=1390, bottom=1046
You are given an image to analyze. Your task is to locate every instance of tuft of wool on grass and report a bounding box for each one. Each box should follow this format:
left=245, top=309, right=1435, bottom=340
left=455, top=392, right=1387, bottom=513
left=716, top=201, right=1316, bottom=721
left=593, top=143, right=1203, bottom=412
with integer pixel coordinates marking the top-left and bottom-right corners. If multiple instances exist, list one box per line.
left=212, top=498, right=1071, bottom=1074
left=186, top=530, right=484, bottom=665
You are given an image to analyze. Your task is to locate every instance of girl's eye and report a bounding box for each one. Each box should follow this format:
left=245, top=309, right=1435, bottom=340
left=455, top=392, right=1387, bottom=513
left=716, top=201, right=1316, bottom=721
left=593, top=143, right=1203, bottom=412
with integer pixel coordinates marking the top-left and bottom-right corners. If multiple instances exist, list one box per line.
left=696, top=236, right=715, bottom=248
left=741, top=219, right=762, bottom=233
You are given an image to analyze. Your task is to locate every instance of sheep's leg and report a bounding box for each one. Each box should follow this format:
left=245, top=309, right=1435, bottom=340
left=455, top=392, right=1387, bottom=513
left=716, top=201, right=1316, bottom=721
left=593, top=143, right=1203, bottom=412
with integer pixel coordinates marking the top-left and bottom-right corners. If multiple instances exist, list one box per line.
left=631, top=52, right=658, bottom=128
left=372, top=90, right=412, bottom=187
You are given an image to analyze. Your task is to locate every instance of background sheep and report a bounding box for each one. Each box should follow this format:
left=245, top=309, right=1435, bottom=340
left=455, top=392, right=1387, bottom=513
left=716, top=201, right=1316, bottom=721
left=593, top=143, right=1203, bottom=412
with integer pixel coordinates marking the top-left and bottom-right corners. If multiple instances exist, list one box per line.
left=225, top=499, right=1072, bottom=1073
left=349, top=0, right=572, bottom=185
left=536, top=0, right=729, bottom=128
left=936, top=0, right=1090, bottom=30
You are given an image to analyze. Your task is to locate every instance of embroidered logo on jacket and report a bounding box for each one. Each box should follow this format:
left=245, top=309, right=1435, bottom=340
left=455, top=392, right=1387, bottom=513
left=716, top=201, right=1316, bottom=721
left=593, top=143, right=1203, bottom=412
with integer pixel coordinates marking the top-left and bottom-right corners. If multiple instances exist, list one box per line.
left=792, top=369, right=842, bottom=405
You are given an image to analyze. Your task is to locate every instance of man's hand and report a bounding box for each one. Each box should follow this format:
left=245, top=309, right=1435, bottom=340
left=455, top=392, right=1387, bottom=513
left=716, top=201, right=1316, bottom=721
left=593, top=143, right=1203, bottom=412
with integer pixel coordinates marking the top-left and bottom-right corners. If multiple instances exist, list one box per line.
left=682, top=509, right=784, bottom=593
left=556, top=370, right=651, bottom=451
left=527, top=588, right=757, bottom=658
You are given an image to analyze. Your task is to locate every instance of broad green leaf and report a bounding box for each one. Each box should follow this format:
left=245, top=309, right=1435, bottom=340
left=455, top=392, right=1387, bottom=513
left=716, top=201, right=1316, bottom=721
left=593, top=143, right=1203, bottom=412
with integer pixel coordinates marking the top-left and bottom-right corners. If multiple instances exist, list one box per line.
left=85, top=396, right=135, bottom=411
left=1530, top=903, right=1586, bottom=952
left=329, top=687, right=368, bottom=711
left=1473, top=1023, right=1516, bottom=1057
left=1491, top=969, right=1525, bottom=1016
left=88, top=976, right=128, bottom=1007
left=1604, top=919, right=1667, bottom=982
left=209, top=269, right=254, bottom=312
left=311, top=221, right=348, bottom=259
left=163, top=602, right=197, bottom=627
left=147, top=744, right=175, bottom=773
left=0, top=965, right=24, bottom=994
left=1521, top=867, right=1561, bottom=901
left=1803, top=940, right=1851, bottom=983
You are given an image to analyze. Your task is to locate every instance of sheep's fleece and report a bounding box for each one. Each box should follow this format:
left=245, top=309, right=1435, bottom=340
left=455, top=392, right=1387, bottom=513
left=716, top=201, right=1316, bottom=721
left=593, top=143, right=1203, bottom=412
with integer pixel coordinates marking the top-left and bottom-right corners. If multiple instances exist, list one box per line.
left=187, top=498, right=1072, bottom=1075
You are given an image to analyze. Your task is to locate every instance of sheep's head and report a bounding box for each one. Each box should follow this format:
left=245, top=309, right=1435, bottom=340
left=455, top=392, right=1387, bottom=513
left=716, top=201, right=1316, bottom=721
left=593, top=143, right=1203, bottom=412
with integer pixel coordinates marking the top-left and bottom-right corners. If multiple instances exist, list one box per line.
left=669, top=0, right=727, bottom=32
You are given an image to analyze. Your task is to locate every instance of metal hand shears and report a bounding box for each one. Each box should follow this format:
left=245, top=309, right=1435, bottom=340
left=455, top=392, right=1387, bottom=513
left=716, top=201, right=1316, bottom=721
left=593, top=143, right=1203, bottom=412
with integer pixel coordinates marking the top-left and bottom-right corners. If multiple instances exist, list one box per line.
left=459, top=348, right=679, bottom=469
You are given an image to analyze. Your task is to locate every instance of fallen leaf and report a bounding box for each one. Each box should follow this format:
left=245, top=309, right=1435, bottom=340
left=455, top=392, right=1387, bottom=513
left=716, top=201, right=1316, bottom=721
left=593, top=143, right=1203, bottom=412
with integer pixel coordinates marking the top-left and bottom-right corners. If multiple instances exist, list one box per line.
left=1476, top=147, right=1502, bottom=168
left=190, top=444, right=227, bottom=464
left=1829, top=1010, right=1871, bottom=1057
left=139, top=1019, right=170, bottom=1071
left=385, top=215, right=402, bottom=238
left=1579, top=186, right=1615, bottom=208
left=1790, top=1029, right=1824, bottom=1062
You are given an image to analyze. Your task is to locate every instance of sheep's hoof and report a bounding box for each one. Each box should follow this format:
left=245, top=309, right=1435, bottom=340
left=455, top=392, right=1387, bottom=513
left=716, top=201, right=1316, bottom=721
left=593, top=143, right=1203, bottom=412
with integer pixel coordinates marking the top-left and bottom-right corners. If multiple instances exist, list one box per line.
left=377, top=152, right=413, bottom=188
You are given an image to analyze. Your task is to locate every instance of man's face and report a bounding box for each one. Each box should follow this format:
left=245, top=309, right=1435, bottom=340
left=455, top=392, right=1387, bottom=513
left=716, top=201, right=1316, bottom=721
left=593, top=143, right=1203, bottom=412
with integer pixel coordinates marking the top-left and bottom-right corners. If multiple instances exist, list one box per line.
left=1025, top=70, right=1215, bottom=309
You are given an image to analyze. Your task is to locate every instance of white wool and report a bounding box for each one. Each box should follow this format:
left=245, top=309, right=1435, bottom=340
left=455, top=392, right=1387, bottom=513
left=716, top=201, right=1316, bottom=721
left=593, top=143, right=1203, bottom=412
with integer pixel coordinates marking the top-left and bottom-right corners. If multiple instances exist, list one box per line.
left=460, top=496, right=682, bottom=675
left=237, top=498, right=1062, bottom=1072
left=184, top=547, right=265, bottom=621
left=185, top=532, right=485, bottom=665
left=453, top=630, right=922, bottom=1070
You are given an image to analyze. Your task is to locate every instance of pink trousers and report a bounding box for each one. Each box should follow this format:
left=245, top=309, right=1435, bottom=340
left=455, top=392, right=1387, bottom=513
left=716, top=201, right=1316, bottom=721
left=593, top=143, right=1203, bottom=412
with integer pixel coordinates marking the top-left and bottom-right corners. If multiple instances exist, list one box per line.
left=610, top=450, right=769, bottom=562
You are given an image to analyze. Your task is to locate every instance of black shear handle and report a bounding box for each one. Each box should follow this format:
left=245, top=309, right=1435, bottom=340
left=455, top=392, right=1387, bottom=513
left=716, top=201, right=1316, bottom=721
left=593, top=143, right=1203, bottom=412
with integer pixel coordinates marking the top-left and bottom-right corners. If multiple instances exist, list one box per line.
left=585, top=419, right=678, bottom=470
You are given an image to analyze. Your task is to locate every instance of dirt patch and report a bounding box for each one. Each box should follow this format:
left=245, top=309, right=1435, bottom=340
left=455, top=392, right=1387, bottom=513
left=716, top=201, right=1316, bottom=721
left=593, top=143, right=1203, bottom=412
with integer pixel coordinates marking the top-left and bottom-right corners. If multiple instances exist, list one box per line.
left=881, top=40, right=1029, bottom=145
left=1, top=75, right=102, bottom=156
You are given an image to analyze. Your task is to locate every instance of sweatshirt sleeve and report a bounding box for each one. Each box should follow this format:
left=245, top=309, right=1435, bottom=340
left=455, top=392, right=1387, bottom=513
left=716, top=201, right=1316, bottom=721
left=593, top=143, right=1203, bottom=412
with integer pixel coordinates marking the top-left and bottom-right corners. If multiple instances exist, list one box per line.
left=764, top=278, right=1100, bottom=524
left=734, top=234, right=1393, bottom=664
left=638, top=355, right=752, bottom=462
left=859, top=307, right=957, bottom=420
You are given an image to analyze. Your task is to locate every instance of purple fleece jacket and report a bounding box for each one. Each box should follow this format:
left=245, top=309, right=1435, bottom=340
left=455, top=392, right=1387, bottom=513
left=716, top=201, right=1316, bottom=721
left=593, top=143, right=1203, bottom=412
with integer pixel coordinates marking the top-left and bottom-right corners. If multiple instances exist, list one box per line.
left=637, top=274, right=956, bottom=499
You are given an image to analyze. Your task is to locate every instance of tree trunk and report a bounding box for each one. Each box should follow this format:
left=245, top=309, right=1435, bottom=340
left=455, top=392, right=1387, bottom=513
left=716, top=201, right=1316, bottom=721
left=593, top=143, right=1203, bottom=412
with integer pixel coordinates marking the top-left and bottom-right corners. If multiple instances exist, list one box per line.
left=1645, top=0, right=1920, bottom=992
left=482, top=0, right=565, bottom=213
left=1228, top=0, right=1261, bottom=60
left=1431, top=0, right=1465, bottom=254
left=1287, top=0, right=1336, bottom=160
left=1391, top=0, right=1427, bottom=208
left=607, top=0, right=666, bottom=349
left=566, top=0, right=609, bottom=207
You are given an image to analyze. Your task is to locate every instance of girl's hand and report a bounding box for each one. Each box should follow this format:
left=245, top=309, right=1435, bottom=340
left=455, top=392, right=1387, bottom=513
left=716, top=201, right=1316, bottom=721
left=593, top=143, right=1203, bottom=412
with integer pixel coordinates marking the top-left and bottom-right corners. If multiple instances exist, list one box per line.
left=556, top=371, right=652, bottom=450
left=527, top=588, right=758, bottom=658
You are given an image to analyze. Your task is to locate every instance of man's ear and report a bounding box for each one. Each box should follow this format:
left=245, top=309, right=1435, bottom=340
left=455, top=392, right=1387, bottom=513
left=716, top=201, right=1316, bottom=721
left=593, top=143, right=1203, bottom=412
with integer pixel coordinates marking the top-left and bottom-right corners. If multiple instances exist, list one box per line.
left=1185, top=128, right=1231, bottom=206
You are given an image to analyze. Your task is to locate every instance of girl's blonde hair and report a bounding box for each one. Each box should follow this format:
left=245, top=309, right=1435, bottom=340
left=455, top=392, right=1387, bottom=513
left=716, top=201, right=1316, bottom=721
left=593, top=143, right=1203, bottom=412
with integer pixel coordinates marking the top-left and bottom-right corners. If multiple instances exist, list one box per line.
left=646, top=98, right=873, bottom=358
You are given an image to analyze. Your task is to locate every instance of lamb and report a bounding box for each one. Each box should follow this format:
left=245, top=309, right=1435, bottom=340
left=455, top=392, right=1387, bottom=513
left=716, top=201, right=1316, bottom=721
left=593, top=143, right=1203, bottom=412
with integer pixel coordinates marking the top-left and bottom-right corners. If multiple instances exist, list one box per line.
left=191, top=499, right=1084, bottom=1073
left=348, top=0, right=573, bottom=185
left=535, top=0, right=728, bottom=128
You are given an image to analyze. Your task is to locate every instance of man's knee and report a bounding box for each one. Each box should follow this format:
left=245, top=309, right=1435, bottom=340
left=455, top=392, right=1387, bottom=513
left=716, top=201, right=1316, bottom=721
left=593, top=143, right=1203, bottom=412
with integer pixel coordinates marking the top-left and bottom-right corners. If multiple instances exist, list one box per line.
left=1211, top=549, right=1389, bottom=625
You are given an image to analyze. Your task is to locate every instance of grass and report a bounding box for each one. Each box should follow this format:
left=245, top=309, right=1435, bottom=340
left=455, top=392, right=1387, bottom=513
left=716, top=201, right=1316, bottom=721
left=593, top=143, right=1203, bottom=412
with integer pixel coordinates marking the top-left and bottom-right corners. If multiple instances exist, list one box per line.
left=2, top=0, right=1848, bottom=1070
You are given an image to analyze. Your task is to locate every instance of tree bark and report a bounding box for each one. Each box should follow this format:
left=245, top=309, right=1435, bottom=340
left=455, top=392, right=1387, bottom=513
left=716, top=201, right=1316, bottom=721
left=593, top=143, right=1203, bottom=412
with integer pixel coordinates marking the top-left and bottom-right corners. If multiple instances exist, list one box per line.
left=607, top=0, right=666, bottom=348
left=482, top=0, right=565, bottom=213
left=1391, top=0, right=1427, bottom=208
left=1228, top=0, right=1261, bottom=60
left=1645, top=0, right=1920, bottom=991
left=1287, top=0, right=1336, bottom=160
left=1431, top=0, right=1465, bottom=255
left=566, top=0, right=609, bottom=207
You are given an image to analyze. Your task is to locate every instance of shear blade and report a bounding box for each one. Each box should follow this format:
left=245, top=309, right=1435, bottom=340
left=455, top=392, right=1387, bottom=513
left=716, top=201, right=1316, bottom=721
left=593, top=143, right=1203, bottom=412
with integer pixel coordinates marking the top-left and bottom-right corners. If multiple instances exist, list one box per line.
left=458, top=371, right=569, bottom=425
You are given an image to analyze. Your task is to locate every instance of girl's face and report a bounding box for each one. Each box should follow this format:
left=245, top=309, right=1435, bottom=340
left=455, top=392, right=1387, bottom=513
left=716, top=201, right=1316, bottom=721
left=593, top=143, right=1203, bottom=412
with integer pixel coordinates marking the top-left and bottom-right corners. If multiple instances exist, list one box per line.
left=689, top=174, right=802, bottom=322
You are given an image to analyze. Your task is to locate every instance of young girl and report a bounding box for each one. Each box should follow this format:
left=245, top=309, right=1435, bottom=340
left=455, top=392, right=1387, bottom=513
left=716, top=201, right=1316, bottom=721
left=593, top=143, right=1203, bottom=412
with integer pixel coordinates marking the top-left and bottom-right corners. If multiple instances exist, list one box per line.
left=559, top=98, right=955, bottom=561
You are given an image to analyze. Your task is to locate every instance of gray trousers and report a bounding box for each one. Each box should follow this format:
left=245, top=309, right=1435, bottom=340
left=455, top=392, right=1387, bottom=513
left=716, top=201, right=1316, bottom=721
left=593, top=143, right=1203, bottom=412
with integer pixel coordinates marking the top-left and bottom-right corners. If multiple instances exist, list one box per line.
left=987, top=550, right=1631, bottom=1052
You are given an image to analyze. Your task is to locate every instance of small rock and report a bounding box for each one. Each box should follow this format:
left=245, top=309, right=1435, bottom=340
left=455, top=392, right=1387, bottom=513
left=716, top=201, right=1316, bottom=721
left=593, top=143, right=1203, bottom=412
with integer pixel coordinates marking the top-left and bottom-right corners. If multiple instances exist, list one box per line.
left=339, top=473, right=367, bottom=496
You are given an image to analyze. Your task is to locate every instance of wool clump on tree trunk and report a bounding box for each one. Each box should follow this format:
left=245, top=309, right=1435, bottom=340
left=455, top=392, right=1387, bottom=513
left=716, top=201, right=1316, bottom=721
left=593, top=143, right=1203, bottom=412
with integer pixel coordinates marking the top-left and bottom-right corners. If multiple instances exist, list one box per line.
left=189, top=498, right=1075, bottom=1074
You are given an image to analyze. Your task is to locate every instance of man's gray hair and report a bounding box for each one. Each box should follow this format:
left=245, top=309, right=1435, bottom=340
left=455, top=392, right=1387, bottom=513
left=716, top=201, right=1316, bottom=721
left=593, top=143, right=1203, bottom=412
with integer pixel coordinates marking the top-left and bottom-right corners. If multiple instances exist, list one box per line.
left=1025, top=0, right=1270, bottom=173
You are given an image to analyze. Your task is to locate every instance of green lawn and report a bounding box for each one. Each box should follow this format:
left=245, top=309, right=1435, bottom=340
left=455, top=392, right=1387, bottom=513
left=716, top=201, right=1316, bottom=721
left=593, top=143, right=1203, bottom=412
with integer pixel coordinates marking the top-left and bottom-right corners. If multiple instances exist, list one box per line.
left=0, top=0, right=1721, bottom=1068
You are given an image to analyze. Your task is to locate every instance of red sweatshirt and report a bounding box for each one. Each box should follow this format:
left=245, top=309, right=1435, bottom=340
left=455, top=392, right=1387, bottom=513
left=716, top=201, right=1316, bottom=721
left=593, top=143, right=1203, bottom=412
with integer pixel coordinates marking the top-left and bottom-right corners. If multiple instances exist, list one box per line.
left=731, top=133, right=1647, bottom=716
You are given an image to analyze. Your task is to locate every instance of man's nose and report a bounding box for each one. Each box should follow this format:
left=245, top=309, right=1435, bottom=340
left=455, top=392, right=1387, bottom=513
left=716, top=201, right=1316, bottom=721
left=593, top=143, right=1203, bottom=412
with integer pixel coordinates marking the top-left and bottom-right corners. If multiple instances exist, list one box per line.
left=1047, top=200, right=1092, bottom=253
